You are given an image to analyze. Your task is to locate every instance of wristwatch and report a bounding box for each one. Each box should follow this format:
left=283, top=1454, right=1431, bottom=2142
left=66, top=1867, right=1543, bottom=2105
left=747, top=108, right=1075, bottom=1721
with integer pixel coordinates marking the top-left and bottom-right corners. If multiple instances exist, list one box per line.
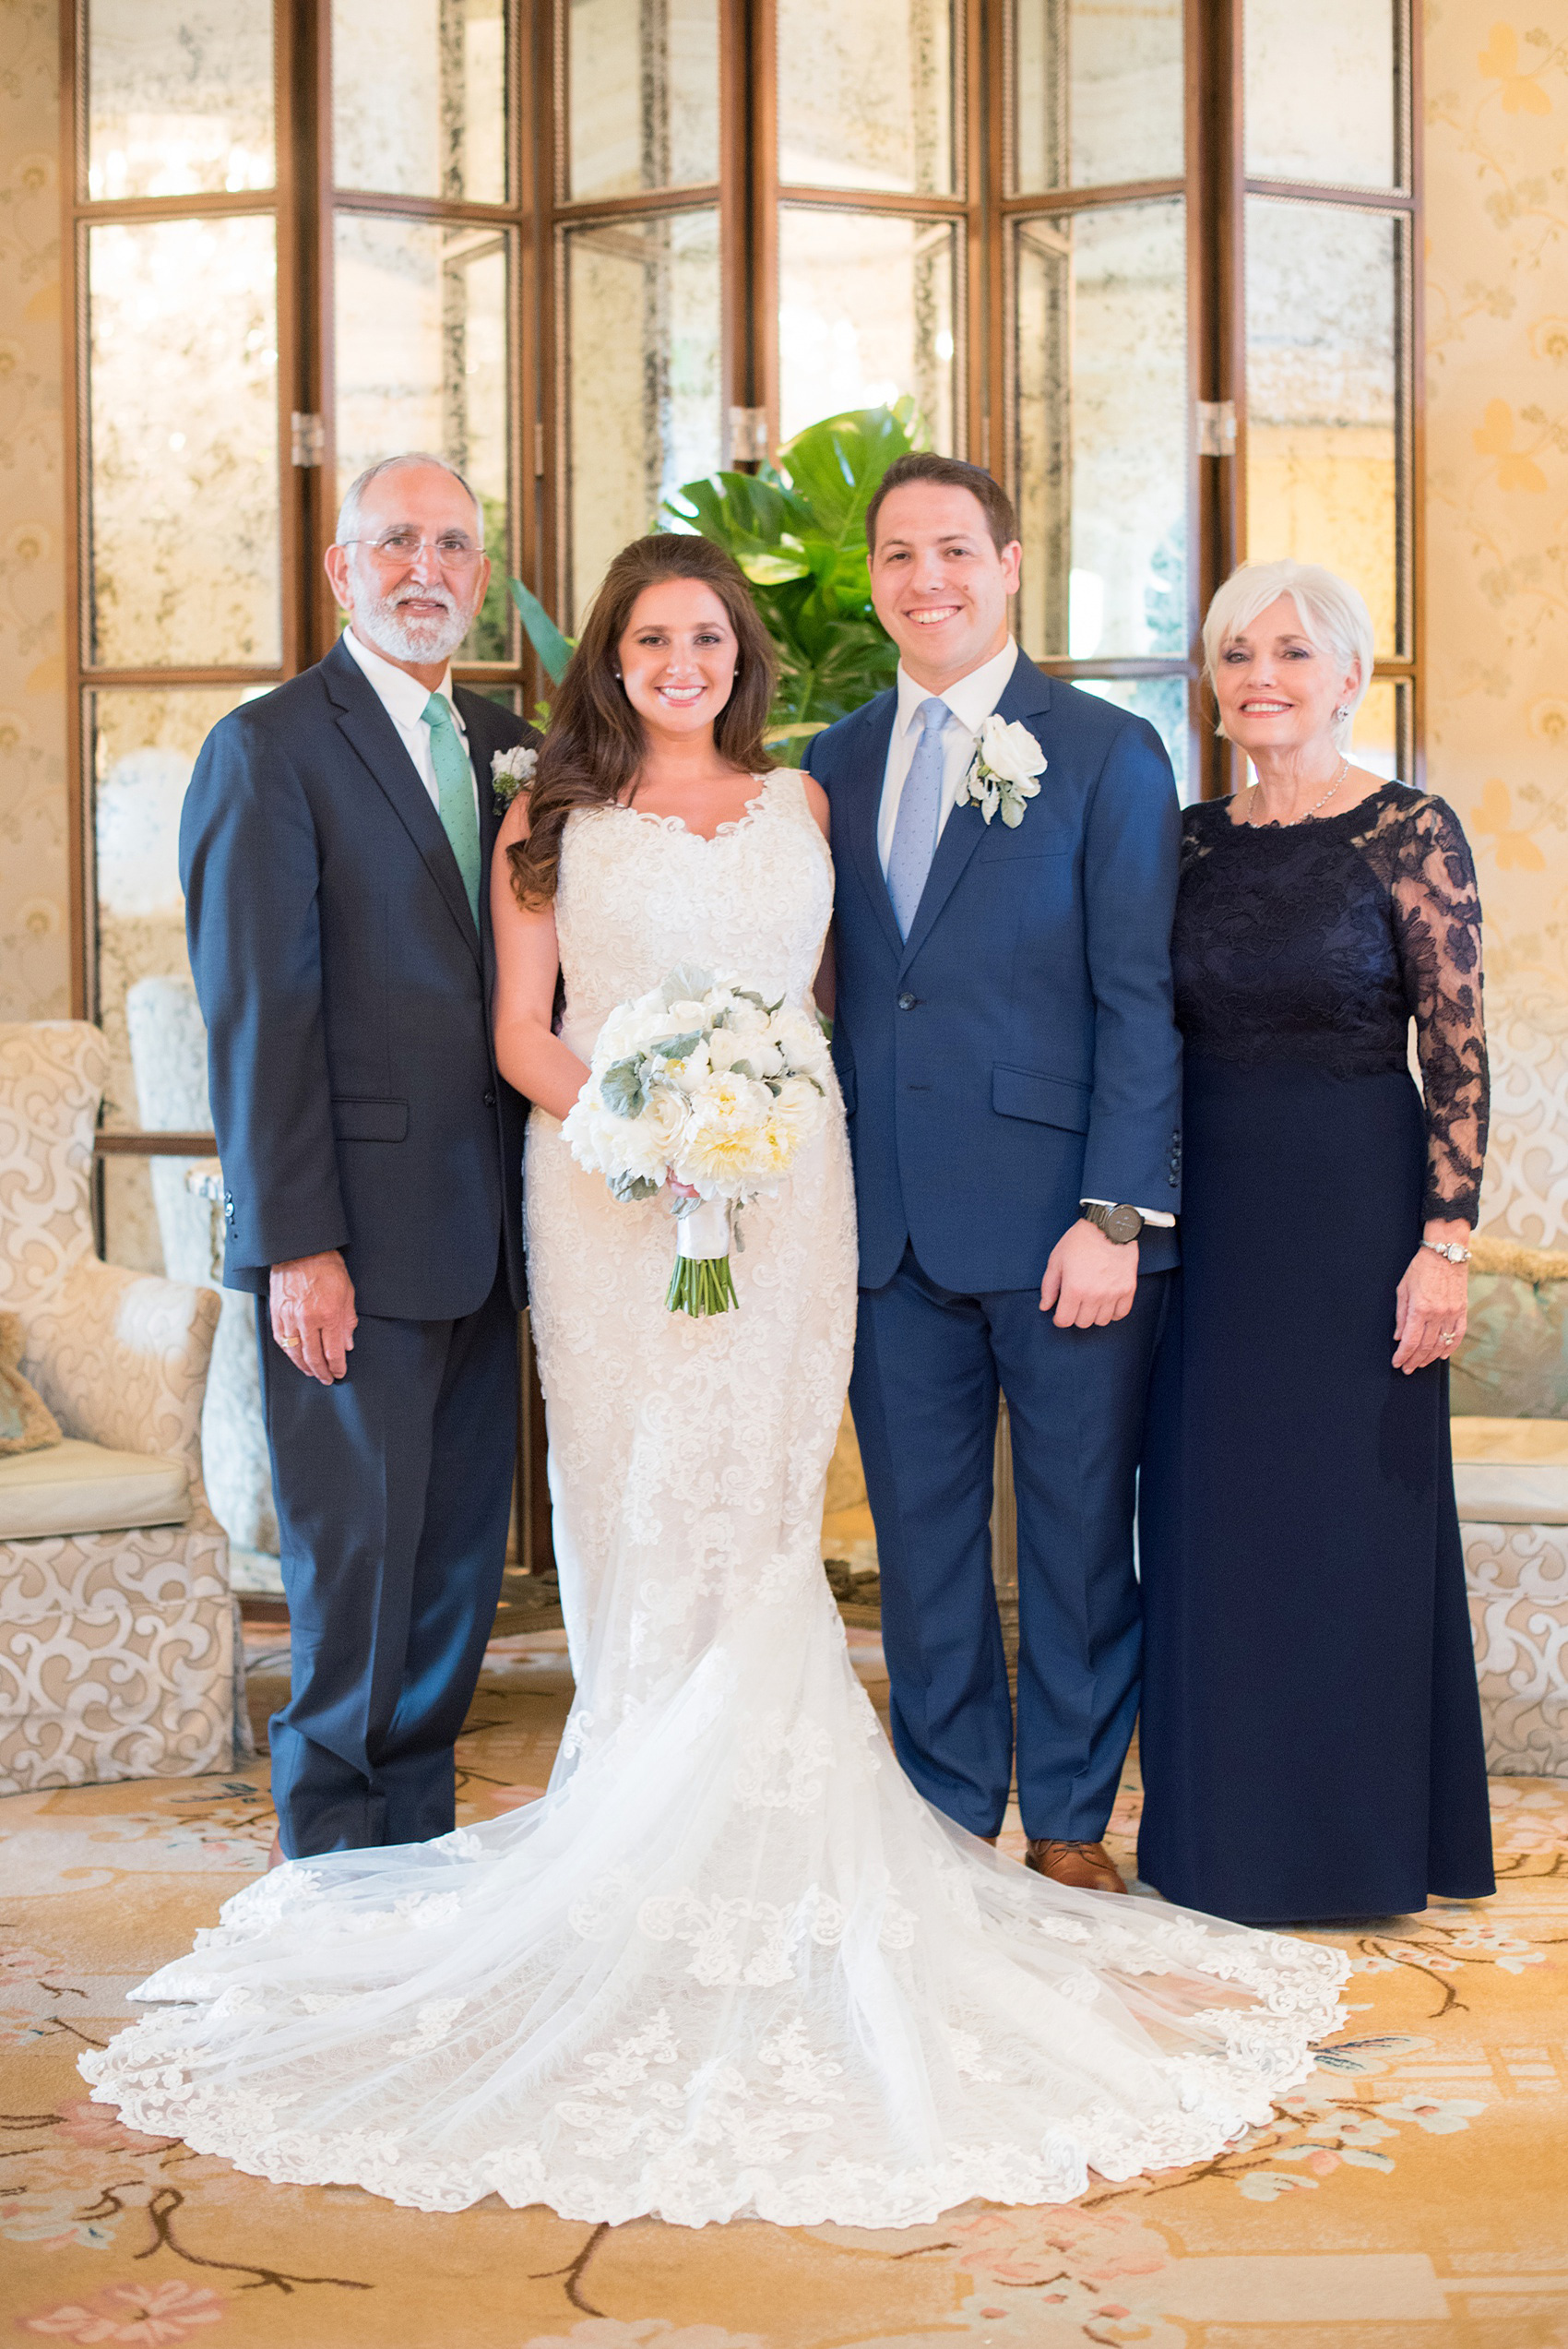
left=1083, top=1202, right=1145, bottom=1246
left=1420, top=1237, right=1472, bottom=1263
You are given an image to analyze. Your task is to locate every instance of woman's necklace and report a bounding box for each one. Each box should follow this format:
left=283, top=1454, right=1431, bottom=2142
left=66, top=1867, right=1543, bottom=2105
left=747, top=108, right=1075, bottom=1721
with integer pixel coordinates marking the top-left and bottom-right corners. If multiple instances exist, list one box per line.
left=1246, top=756, right=1349, bottom=829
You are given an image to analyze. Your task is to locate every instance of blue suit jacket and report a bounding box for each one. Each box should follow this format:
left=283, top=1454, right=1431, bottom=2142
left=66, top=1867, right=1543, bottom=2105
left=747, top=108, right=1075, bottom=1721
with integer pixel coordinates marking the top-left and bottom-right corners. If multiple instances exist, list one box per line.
left=804, top=653, right=1182, bottom=1294
left=179, top=635, right=537, bottom=1320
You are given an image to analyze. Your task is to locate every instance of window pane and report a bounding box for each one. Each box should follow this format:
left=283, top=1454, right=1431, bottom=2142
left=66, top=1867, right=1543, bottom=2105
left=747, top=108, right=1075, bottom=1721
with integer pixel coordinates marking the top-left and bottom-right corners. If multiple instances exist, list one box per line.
left=87, top=0, right=275, bottom=198
left=1350, top=679, right=1407, bottom=781
left=1012, top=0, right=1182, bottom=193
left=567, top=0, right=719, bottom=200
left=333, top=0, right=506, bottom=201
left=1013, top=201, right=1188, bottom=662
left=1245, top=0, right=1397, bottom=188
left=334, top=216, right=513, bottom=661
left=88, top=217, right=280, bottom=667
left=1075, top=675, right=1191, bottom=802
left=778, top=210, right=956, bottom=448
left=1245, top=197, right=1402, bottom=657
left=777, top=0, right=954, bottom=196
left=564, top=210, right=721, bottom=626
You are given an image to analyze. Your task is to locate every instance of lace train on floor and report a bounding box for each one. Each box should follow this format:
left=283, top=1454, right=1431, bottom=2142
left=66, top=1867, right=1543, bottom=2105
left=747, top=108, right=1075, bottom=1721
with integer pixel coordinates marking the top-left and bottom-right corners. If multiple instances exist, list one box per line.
left=83, top=1556, right=1347, bottom=2225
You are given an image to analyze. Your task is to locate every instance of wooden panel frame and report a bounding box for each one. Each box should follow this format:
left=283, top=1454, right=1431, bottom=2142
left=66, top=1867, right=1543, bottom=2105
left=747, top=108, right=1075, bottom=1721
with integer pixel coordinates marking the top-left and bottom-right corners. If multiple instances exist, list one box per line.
left=1224, top=0, right=1421, bottom=793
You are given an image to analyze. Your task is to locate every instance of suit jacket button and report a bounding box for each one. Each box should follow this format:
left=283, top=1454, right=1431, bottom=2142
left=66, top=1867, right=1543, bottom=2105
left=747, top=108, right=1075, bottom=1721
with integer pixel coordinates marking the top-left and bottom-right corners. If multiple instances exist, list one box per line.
left=897, top=993, right=917, bottom=1010
left=483, top=1090, right=496, bottom=1107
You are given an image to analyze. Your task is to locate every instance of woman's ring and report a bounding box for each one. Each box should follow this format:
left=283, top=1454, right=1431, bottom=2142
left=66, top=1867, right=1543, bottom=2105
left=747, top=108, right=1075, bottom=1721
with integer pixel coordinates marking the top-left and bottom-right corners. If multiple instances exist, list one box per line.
left=1440, top=1330, right=1456, bottom=1344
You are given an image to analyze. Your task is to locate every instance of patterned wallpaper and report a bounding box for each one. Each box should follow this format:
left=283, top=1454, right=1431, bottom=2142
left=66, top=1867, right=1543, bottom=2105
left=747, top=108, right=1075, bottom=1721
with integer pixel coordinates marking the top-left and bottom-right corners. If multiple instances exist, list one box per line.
left=0, top=3, right=1563, bottom=1021
left=1426, top=2, right=1568, bottom=993
left=0, top=0, right=68, bottom=1021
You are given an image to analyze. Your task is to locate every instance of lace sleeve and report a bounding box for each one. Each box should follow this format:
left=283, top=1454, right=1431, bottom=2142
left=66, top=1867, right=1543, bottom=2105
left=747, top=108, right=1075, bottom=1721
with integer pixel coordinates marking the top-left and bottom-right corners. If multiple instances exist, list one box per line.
left=1391, top=796, right=1489, bottom=1226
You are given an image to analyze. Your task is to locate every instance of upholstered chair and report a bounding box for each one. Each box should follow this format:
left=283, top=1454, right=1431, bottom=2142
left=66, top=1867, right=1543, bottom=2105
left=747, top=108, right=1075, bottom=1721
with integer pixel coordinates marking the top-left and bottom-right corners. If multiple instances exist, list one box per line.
left=0, top=1021, right=251, bottom=1792
left=1453, top=981, right=1568, bottom=1778
left=125, top=975, right=282, bottom=1592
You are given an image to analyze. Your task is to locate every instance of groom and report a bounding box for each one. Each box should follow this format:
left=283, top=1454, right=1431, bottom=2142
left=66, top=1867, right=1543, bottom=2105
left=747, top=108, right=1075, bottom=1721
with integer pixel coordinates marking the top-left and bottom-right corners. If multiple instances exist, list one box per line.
left=805, top=455, right=1182, bottom=1890
left=182, top=452, right=537, bottom=1860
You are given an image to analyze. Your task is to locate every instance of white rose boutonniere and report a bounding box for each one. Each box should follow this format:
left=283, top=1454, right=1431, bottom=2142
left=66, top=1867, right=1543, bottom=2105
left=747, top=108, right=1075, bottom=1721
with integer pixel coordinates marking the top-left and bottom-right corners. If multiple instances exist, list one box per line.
left=492, top=744, right=538, bottom=813
left=955, top=714, right=1047, bottom=829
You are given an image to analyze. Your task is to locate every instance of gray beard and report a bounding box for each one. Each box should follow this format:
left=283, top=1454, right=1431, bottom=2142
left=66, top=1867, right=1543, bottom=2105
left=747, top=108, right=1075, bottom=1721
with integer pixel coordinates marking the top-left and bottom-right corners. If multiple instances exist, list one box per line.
left=355, top=589, right=472, bottom=665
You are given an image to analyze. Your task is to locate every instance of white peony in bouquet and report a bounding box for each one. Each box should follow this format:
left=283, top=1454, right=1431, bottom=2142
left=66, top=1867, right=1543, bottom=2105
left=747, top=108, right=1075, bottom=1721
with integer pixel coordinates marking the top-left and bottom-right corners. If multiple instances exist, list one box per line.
left=563, top=963, right=833, bottom=1316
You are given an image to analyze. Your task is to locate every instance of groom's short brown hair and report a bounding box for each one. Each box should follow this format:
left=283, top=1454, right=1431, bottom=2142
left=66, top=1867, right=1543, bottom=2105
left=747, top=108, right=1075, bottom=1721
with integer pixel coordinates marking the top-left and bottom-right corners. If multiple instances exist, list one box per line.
left=866, top=455, right=1019, bottom=557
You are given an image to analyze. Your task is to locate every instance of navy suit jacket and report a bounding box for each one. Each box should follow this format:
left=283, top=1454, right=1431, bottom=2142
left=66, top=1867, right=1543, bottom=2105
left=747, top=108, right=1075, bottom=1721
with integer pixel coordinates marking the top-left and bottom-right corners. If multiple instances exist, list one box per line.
left=180, top=634, right=537, bottom=1320
left=804, top=653, right=1182, bottom=1294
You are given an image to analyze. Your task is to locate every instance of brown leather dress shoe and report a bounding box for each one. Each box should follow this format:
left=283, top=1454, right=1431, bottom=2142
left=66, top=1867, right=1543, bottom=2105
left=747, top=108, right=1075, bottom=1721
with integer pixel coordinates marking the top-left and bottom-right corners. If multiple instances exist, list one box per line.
left=1024, top=1838, right=1128, bottom=1894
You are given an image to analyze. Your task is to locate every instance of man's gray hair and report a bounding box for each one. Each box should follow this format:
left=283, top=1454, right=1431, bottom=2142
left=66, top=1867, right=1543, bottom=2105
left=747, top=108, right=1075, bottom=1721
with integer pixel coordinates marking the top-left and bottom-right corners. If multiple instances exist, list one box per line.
left=335, top=453, right=484, bottom=547
left=1202, top=558, right=1374, bottom=749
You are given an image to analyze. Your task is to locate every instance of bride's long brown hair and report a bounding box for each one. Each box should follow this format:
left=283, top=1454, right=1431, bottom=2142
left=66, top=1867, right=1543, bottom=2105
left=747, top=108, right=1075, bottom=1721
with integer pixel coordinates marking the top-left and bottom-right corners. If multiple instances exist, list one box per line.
left=507, top=534, right=778, bottom=907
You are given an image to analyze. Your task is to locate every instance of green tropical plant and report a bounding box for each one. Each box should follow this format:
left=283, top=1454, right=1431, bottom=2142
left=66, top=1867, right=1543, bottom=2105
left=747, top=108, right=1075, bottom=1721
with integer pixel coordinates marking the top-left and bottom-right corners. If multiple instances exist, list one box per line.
left=508, top=399, right=923, bottom=758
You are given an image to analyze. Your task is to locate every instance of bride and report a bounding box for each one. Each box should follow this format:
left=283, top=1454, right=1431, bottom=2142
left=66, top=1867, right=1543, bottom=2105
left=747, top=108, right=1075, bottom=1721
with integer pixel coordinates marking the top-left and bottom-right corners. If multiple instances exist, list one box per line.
left=84, top=533, right=1347, bottom=2227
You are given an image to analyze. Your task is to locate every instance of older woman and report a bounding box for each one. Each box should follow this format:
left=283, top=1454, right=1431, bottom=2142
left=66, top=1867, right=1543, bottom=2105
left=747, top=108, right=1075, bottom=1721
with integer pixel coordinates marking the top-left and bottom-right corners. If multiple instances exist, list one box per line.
left=1136, top=559, right=1495, bottom=1924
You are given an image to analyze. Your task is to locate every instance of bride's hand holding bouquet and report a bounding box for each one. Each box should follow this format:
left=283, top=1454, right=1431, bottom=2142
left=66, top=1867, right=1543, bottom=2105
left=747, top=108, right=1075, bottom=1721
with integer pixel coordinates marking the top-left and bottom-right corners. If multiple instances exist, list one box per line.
left=563, top=962, right=832, bottom=1315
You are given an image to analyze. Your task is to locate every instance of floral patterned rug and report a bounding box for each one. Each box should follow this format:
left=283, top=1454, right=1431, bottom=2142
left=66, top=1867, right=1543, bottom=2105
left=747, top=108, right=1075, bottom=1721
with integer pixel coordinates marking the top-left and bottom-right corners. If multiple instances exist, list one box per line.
left=1, top=1633, right=1565, bottom=2349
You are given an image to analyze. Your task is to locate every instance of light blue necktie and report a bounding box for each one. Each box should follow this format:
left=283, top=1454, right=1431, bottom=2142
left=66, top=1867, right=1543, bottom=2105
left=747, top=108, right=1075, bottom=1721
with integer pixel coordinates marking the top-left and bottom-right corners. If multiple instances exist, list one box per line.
left=422, top=691, right=481, bottom=927
left=886, top=696, right=951, bottom=939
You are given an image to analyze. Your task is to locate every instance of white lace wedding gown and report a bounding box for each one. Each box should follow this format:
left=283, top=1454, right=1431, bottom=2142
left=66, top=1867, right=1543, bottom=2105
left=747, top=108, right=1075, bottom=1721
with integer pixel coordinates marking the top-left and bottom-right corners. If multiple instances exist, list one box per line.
left=84, top=771, right=1348, bottom=2225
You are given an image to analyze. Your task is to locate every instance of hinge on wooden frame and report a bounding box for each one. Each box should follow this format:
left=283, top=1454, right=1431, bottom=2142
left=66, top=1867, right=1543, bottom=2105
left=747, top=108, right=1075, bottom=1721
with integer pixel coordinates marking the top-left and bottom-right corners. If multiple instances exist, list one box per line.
left=291, top=411, right=326, bottom=468
left=728, top=406, right=769, bottom=463
left=1196, top=400, right=1237, bottom=458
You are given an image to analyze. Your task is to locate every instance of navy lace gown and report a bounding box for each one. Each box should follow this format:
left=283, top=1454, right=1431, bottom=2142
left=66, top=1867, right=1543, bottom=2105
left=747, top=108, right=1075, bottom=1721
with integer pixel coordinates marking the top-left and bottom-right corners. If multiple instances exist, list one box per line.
left=1136, top=782, right=1496, bottom=1923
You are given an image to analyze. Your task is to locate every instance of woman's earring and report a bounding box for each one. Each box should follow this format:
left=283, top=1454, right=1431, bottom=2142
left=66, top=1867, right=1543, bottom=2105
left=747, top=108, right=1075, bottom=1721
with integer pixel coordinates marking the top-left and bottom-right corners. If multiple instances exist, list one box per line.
left=1333, top=704, right=1348, bottom=723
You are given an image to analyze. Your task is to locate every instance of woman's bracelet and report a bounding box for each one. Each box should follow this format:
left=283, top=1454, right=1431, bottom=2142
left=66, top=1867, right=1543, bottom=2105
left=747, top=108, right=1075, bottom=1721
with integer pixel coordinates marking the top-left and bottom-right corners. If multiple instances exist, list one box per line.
left=1420, top=1237, right=1472, bottom=1264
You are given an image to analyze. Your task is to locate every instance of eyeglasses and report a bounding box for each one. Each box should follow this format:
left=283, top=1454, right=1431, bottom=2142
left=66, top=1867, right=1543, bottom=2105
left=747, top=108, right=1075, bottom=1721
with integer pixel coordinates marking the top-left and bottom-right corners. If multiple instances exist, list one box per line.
left=342, top=530, right=483, bottom=570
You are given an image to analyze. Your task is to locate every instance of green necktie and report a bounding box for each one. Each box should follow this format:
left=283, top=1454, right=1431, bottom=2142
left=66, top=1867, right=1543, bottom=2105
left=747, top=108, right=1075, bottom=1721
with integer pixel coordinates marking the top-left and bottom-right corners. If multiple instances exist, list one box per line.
left=422, top=690, right=481, bottom=927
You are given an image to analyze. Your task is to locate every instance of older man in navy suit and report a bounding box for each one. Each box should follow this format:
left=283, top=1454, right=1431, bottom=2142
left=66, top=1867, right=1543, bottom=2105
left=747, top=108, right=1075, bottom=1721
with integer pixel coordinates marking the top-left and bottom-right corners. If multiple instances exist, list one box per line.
left=181, top=453, right=538, bottom=1861
left=804, top=455, right=1182, bottom=1891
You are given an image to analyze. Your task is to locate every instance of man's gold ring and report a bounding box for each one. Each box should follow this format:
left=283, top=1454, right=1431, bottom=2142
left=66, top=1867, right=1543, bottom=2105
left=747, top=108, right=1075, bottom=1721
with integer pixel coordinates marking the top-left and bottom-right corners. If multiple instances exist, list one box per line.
left=281, top=1334, right=302, bottom=1349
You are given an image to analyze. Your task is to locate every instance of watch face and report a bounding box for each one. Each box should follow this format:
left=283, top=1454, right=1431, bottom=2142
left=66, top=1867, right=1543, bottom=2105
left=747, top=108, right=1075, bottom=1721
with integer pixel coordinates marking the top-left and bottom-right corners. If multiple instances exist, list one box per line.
left=1105, top=1203, right=1143, bottom=1244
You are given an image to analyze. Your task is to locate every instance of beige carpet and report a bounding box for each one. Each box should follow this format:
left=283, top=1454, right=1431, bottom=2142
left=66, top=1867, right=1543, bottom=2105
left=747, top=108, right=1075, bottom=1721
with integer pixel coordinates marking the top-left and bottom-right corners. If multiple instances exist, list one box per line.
left=1, top=1631, right=1565, bottom=2347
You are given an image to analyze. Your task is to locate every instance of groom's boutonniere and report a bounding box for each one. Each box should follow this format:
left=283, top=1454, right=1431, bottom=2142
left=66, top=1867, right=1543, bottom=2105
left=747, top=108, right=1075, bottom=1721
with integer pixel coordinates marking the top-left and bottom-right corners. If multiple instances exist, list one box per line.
left=492, top=744, right=538, bottom=814
left=954, top=714, right=1047, bottom=829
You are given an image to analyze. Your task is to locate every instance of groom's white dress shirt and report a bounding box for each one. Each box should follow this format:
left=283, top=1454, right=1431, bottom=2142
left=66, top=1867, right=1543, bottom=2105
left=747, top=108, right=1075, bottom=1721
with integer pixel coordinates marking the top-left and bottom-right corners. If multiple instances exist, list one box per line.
left=875, top=637, right=1020, bottom=875
left=342, top=626, right=479, bottom=824
left=876, top=633, right=1171, bottom=1229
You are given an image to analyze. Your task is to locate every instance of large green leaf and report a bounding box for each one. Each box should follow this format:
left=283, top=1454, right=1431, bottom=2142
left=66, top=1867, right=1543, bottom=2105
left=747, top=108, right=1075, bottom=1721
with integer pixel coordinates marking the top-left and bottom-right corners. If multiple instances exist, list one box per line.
left=664, top=472, right=815, bottom=584
left=775, top=399, right=921, bottom=563
left=508, top=576, right=576, bottom=685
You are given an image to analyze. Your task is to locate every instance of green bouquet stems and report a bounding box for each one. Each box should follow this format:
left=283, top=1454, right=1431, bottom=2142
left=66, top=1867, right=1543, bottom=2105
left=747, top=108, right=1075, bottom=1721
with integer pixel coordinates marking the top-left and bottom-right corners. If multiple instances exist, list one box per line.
left=666, top=1253, right=741, bottom=1317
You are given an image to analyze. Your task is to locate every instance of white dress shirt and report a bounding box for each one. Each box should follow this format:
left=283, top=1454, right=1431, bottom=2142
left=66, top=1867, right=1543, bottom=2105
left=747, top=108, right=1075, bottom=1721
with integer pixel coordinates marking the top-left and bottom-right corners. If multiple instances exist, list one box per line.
left=876, top=635, right=1172, bottom=1227
left=875, top=637, right=1020, bottom=875
left=341, top=626, right=478, bottom=823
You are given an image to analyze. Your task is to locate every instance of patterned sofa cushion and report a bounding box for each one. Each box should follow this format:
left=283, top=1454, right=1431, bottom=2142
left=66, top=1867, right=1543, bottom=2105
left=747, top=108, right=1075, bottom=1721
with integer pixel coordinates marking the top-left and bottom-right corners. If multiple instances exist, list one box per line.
left=0, top=1309, right=62, bottom=1455
left=1451, top=1417, right=1568, bottom=1525
left=1450, top=1237, right=1568, bottom=1420
left=0, top=1440, right=189, bottom=1541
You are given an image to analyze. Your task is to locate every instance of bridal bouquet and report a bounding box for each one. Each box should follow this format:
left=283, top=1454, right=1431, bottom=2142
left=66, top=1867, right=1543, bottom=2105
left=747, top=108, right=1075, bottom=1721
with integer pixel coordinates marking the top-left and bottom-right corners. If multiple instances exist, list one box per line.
left=563, top=964, right=832, bottom=1316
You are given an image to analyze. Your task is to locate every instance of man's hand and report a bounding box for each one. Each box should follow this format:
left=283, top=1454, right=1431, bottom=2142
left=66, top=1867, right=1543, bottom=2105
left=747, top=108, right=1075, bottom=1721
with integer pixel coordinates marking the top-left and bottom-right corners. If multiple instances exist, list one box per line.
left=1039, top=1218, right=1138, bottom=1329
left=269, top=1250, right=357, bottom=1383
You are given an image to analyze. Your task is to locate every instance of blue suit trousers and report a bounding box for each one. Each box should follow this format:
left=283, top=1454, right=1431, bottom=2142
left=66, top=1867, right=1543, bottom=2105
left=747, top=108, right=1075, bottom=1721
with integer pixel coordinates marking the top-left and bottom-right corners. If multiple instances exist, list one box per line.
left=256, top=1263, right=517, bottom=1856
left=850, top=1246, right=1170, bottom=1842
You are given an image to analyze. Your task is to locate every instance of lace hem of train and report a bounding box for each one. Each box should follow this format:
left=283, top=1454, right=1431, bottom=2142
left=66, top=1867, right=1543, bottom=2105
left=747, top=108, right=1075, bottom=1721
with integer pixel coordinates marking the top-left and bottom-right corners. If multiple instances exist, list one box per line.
left=82, top=1922, right=1348, bottom=2225
left=1177, top=786, right=1488, bottom=1225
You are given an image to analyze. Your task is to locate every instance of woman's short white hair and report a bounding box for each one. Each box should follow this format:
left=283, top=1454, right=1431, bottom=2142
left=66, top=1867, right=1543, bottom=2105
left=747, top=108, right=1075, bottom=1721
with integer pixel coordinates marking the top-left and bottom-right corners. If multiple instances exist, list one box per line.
left=1202, top=559, right=1374, bottom=750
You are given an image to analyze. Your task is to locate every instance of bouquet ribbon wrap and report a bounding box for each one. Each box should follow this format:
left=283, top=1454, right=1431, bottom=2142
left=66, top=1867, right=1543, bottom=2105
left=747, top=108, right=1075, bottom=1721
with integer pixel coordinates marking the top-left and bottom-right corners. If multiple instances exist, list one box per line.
left=669, top=1197, right=739, bottom=1317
